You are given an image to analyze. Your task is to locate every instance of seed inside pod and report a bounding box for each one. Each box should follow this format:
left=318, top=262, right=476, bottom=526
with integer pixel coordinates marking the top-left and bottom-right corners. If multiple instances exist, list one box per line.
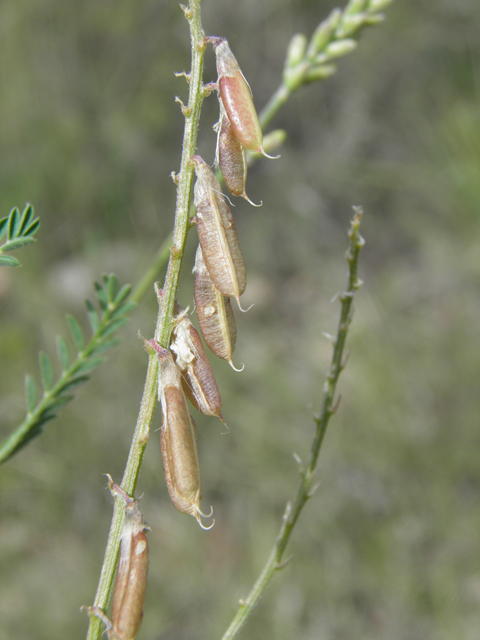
left=170, top=304, right=226, bottom=425
left=154, top=343, right=214, bottom=529
left=215, top=101, right=261, bottom=207
left=207, top=36, right=278, bottom=159
left=193, top=245, right=243, bottom=372
left=191, top=154, right=248, bottom=312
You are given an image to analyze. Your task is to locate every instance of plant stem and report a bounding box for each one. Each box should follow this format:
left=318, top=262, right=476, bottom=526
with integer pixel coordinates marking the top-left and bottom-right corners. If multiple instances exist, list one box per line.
left=0, top=305, right=129, bottom=465
left=258, top=84, right=291, bottom=131
left=220, top=207, right=365, bottom=640
left=130, top=235, right=171, bottom=305
left=85, top=3, right=206, bottom=638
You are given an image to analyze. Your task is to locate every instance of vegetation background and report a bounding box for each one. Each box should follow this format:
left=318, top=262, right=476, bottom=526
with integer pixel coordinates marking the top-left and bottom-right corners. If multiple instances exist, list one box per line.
left=1, top=0, right=479, bottom=638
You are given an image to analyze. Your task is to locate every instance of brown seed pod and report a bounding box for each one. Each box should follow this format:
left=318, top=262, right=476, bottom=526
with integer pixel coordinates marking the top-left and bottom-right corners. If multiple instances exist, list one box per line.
left=193, top=245, right=243, bottom=371
left=191, top=154, right=248, bottom=311
left=110, top=488, right=149, bottom=640
left=215, top=102, right=261, bottom=207
left=154, top=343, right=213, bottom=529
left=207, top=36, right=278, bottom=159
left=170, top=305, right=226, bottom=426
left=83, top=480, right=149, bottom=640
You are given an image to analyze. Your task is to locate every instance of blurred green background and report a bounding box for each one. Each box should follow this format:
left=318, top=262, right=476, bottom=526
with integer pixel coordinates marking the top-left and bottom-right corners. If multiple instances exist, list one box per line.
left=1, top=0, right=480, bottom=638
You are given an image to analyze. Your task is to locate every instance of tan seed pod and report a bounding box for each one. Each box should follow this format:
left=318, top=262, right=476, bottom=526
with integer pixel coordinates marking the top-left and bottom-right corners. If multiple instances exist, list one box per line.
left=191, top=154, right=248, bottom=311
left=110, top=487, right=149, bottom=640
left=207, top=36, right=278, bottom=159
left=170, top=304, right=226, bottom=426
left=193, top=245, right=243, bottom=371
left=215, top=101, right=261, bottom=207
left=83, top=480, right=149, bottom=640
left=153, top=342, right=213, bottom=529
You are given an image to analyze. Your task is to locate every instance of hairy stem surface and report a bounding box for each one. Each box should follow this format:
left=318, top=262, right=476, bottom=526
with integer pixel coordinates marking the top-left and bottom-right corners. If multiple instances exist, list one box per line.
left=85, top=2, right=206, bottom=638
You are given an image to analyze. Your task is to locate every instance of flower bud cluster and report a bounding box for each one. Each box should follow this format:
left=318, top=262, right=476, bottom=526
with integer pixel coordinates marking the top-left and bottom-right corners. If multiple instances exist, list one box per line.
left=283, top=0, right=391, bottom=92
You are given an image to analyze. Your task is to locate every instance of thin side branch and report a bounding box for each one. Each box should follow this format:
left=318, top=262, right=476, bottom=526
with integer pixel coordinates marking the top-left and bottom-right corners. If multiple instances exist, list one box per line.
left=220, top=206, right=365, bottom=640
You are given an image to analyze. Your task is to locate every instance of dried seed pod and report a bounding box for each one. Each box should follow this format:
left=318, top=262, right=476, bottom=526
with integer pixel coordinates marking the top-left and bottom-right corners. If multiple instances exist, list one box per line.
left=154, top=343, right=213, bottom=529
left=170, top=304, right=226, bottom=425
left=207, top=36, right=278, bottom=159
left=215, top=103, right=261, bottom=207
left=193, top=245, right=243, bottom=371
left=110, top=485, right=149, bottom=640
left=83, top=480, right=149, bottom=640
left=191, top=154, right=248, bottom=311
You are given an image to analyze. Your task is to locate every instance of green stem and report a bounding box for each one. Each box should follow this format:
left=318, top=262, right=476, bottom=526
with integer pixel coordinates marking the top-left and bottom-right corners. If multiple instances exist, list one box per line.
left=85, top=354, right=158, bottom=640
left=220, top=207, right=365, bottom=640
left=124, top=78, right=290, bottom=310
left=155, top=4, right=206, bottom=349
left=130, top=235, right=171, bottom=305
left=0, top=306, right=124, bottom=465
left=126, top=0, right=391, bottom=307
left=85, top=3, right=206, bottom=639
left=258, top=83, right=291, bottom=132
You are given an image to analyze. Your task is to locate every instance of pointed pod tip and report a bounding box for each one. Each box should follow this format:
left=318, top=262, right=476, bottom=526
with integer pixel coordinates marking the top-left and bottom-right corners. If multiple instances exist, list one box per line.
left=259, top=148, right=281, bottom=159
left=242, top=193, right=263, bottom=207
left=235, top=297, right=254, bottom=313
left=195, top=505, right=215, bottom=530
left=228, top=359, right=245, bottom=373
left=219, top=413, right=230, bottom=432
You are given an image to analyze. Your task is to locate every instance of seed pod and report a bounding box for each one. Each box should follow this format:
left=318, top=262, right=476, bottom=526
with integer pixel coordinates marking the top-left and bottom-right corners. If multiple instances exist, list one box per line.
left=83, top=481, right=149, bottom=640
left=191, top=154, right=248, bottom=311
left=215, top=102, right=261, bottom=207
left=110, top=489, right=149, bottom=640
left=154, top=343, right=213, bottom=529
left=193, top=245, right=242, bottom=371
left=207, top=36, right=278, bottom=159
left=170, top=304, right=226, bottom=425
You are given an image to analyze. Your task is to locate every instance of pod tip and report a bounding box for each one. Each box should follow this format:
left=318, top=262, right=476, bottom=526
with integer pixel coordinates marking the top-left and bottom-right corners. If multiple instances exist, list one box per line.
left=259, top=147, right=281, bottom=159
left=228, top=359, right=245, bottom=373
left=236, top=297, right=254, bottom=313
left=195, top=505, right=215, bottom=530
left=242, top=193, right=263, bottom=207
